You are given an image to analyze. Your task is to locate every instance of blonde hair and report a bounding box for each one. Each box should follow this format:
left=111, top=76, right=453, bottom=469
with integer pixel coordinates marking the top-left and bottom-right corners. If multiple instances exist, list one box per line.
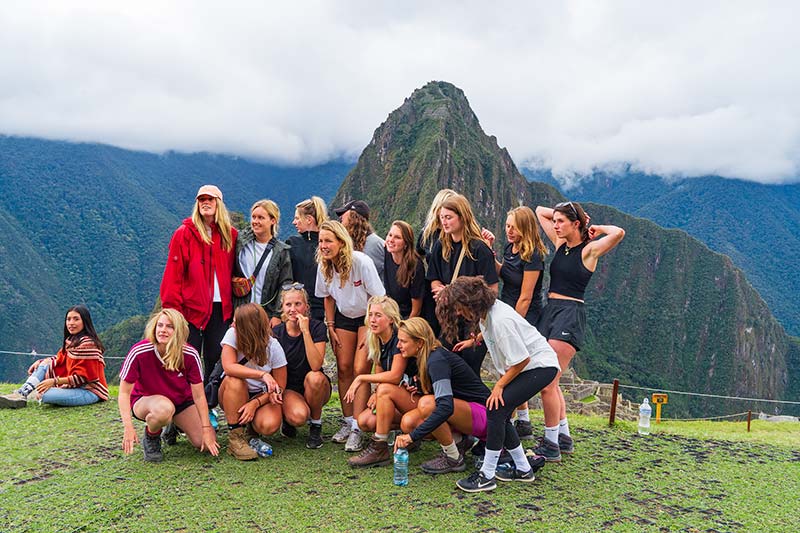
left=397, top=317, right=440, bottom=394
left=191, top=196, right=234, bottom=251
left=145, top=309, right=189, bottom=372
left=251, top=199, right=280, bottom=239
left=279, top=286, right=310, bottom=322
left=439, top=194, right=485, bottom=262
left=421, top=188, right=457, bottom=248
left=296, top=196, right=328, bottom=229
left=365, top=296, right=403, bottom=364
left=316, top=220, right=354, bottom=288
left=507, top=206, right=547, bottom=262
left=233, top=303, right=271, bottom=367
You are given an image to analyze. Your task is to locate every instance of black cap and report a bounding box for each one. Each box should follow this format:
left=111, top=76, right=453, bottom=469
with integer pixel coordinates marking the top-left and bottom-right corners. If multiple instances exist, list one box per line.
left=334, top=200, right=370, bottom=220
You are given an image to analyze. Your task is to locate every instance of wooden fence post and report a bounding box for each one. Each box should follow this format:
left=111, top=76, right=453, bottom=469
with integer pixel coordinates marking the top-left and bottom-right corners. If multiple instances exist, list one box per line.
left=747, top=410, right=752, bottom=432
left=609, top=379, right=619, bottom=427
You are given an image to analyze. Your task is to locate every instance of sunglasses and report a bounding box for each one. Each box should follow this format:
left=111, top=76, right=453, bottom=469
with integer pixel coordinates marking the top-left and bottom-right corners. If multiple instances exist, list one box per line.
left=197, top=195, right=216, bottom=203
left=555, top=201, right=579, bottom=219
left=281, top=282, right=305, bottom=291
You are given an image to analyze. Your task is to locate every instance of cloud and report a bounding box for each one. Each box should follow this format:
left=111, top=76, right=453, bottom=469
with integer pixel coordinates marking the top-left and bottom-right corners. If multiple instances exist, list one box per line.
left=1, top=1, right=798, bottom=183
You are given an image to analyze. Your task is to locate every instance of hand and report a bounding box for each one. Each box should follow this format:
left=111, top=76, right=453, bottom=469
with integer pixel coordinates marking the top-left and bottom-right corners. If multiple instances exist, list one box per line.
left=297, top=314, right=310, bottom=334
left=35, top=378, right=57, bottom=395
left=343, top=377, right=360, bottom=403
left=366, top=392, right=377, bottom=410
left=27, top=359, right=44, bottom=375
left=401, top=381, right=418, bottom=396
left=394, top=433, right=413, bottom=452
left=486, top=384, right=505, bottom=411
left=237, top=400, right=259, bottom=424
left=330, top=329, right=342, bottom=355
left=269, top=316, right=282, bottom=329
left=481, top=227, right=495, bottom=247
left=269, top=390, right=283, bottom=405
left=261, top=372, right=278, bottom=393
left=122, top=425, right=139, bottom=455
left=200, top=426, right=220, bottom=456
left=452, top=338, right=476, bottom=352
left=431, top=284, right=445, bottom=301
left=588, top=225, right=599, bottom=240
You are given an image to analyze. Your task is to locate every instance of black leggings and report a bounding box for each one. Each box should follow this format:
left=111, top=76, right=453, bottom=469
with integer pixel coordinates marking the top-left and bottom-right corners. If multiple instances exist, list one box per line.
left=486, top=367, right=558, bottom=451
left=188, top=303, right=231, bottom=383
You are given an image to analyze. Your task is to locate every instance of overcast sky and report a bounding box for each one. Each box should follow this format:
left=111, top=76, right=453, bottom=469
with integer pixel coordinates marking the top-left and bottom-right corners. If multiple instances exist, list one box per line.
left=1, top=1, right=798, bottom=185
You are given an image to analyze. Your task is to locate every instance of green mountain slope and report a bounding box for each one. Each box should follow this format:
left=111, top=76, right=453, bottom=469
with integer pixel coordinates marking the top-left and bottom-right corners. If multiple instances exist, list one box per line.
left=333, top=81, right=797, bottom=416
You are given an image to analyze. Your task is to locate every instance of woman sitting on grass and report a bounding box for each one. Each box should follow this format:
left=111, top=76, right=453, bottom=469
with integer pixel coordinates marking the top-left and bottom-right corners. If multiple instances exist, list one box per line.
left=118, top=309, right=219, bottom=462
left=1, top=305, right=108, bottom=409
left=344, top=296, right=418, bottom=465
left=393, top=317, right=490, bottom=476
left=219, top=303, right=287, bottom=461
left=273, top=284, right=331, bottom=450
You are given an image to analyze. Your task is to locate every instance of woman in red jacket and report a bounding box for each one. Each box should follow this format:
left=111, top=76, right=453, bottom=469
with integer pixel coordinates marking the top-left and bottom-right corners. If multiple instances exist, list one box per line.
left=160, top=185, right=238, bottom=382
left=0, top=305, right=108, bottom=408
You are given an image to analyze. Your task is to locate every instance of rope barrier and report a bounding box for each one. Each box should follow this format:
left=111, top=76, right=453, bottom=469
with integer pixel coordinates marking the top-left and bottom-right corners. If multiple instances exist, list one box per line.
left=617, top=383, right=800, bottom=406
left=660, top=411, right=751, bottom=422
left=0, top=349, right=126, bottom=360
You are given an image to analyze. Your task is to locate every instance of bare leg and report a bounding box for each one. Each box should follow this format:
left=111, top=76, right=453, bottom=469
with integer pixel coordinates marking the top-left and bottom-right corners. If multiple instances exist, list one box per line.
left=335, top=328, right=358, bottom=417
left=219, top=376, right=249, bottom=425
left=132, top=395, right=175, bottom=434
left=375, top=383, right=418, bottom=436
left=252, top=403, right=282, bottom=436
left=540, top=339, right=576, bottom=427
left=304, top=371, right=332, bottom=420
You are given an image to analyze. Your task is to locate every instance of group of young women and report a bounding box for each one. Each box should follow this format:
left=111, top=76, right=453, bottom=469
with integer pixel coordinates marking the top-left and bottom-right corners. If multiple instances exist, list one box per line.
left=0, top=183, right=624, bottom=493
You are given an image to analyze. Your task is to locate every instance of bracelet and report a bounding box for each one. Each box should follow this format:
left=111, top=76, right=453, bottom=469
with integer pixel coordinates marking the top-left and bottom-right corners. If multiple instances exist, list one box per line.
left=325, top=320, right=335, bottom=327
left=255, top=396, right=263, bottom=407
left=202, top=425, right=212, bottom=429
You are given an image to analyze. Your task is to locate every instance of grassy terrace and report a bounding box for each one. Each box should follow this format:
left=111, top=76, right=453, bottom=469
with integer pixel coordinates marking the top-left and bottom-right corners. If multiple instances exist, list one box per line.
left=1, top=386, right=798, bottom=532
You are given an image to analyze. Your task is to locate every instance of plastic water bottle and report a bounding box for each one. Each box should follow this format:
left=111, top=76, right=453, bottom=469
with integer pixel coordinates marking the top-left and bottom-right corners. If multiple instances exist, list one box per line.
left=393, top=447, right=409, bottom=486
left=638, top=398, right=652, bottom=435
left=249, top=438, right=273, bottom=458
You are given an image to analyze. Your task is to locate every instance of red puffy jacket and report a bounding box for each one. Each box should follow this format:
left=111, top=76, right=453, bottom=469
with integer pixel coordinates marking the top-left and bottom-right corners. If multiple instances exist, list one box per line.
left=160, top=218, right=238, bottom=329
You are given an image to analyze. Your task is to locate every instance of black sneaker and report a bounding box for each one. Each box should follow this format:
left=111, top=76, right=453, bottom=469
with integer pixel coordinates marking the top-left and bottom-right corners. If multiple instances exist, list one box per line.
left=456, top=471, right=497, bottom=493
left=456, top=435, right=475, bottom=457
left=142, top=431, right=163, bottom=462
left=496, top=465, right=535, bottom=482
left=533, top=437, right=561, bottom=462
left=281, top=419, right=297, bottom=438
left=470, top=440, right=485, bottom=457
left=162, top=423, right=178, bottom=446
left=306, top=423, right=323, bottom=449
left=558, top=433, right=574, bottom=454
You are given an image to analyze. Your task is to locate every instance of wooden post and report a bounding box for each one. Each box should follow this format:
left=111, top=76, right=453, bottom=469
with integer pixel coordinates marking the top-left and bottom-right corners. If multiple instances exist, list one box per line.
left=609, top=379, right=619, bottom=427
left=747, top=410, right=752, bottom=432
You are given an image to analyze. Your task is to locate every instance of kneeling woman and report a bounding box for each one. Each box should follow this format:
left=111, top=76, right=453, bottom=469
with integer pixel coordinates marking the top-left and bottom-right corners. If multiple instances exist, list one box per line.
left=1, top=305, right=108, bottom=408
left=345, top=296, right=417, bottom=461
left=437, top=277, right=559, bottom=493
left=219, top=303, right=288, bottom=460
left=273, top=284, right=332, bottom=450
left=393, top=317, right=491, bottom=476
left=119, top=309, right=219, bottom=462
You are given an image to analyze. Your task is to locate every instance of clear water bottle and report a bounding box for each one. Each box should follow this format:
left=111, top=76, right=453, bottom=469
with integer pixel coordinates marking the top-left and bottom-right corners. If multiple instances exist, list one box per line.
left=393, top=447, right=409, bottom=486
left=249, top=438, right=273, bottom=458
left=638, top=398, right=652, bottom=435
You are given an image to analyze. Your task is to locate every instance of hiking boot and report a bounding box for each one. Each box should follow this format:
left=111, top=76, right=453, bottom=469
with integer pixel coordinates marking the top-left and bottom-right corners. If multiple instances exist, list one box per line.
left=344, top=429, right=364, bottom=452
left=496, top=465, right=535, bottom=483
left=558, top=433, right=575, bottom=454
left=348, top=438, right=391, bottom=467
left=332, top=420, right=351, bottom=443
left=227, top=427, right=258, bottom=461
left=0, top=392, right=27, bottom=409
left=281, top=419, right=297, bottom=438
left=406, top=439, right=422, bottom=453
left=142, top=431, right=163, bottom=462
left=533, top=437, right=561, bottom=462
left=456, top=471, right=496, bottom=493
left=514, top=419, right=534, bottom=440
left=525, top=451, right=547, bottom=473
left=162, top=423, right=178, bottom=446
left=306, top=422, right=324, bottom=449
left=421, top=452, right=466, bottom=474
left=456, top=435, right=475, bottom=457
left=244, top=423, right=259, bottom=441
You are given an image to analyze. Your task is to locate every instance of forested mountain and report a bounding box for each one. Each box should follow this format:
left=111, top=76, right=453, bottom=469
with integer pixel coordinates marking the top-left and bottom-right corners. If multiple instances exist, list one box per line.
left=522, top=169, right=800, bottom=337
left=0, top=136, right=349, bottom=378
left=334, top=81, right=798, bottom=416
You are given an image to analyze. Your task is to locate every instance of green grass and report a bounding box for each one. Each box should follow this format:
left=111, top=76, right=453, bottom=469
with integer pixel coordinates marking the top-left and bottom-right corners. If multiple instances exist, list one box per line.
left=1, top=385, right=798, bottom=532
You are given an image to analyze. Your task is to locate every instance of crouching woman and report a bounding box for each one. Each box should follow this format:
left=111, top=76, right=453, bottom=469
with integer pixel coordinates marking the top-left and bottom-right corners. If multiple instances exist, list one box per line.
left=118, top=309, right=219, bottom=462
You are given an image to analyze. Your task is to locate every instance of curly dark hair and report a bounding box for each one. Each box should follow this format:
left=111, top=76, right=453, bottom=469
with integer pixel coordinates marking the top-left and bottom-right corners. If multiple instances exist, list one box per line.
left=435, top=276, right=496, bottom=344
left=342, top=210, right=372, bottom=251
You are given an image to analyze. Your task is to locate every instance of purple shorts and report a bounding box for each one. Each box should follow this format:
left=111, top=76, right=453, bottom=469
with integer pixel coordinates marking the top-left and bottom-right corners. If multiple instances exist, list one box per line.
left=469, top=401, right=488, bottom=441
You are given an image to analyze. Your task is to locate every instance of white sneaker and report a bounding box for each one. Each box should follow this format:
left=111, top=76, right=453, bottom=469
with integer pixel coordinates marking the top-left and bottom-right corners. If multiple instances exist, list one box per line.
left=344, top=429, right=364, bottom=452
left=331, top=420, right=352, bottom=444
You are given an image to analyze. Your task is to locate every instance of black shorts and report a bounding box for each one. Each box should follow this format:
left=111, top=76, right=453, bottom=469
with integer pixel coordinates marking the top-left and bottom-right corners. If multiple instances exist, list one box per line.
left=334, top=310, right=365, bottom=333
left=286, top=371, right=332, bottom=396
left=131, top=399, right=194, bottom=422
left=536, top=299, right=586, bottom=351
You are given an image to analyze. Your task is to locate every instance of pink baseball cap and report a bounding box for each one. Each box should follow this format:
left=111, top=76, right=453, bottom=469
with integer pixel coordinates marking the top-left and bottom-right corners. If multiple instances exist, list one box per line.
left=196, top=185, right=223, bottom=201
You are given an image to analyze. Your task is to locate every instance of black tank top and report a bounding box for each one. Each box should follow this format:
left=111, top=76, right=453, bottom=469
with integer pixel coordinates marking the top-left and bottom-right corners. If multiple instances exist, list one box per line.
left=548, top=242, right=593, bottom=300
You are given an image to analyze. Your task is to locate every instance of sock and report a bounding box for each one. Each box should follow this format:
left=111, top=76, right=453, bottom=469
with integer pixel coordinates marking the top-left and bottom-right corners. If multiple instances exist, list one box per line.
left=559, top=418, right=571, bottom=438
left=508, top=445, right=532, bottom=473
left=344, top=416, right=354, bottom=428
left=228, top=423, right=243, bottom=431
left=350, top=418, right=360, bottom=431
left=480, top=449, right=502, bottom=479
left=442, top=441, right=459, bottom=460
left=516, top=409, right=530, bottom=422
left=374, top=433, right=389, bottom=442
left=545, top=425, right=559, bottom=444
left=145, top=427, right=162, bottom=437
left=310, top=419, right=322, bottom=426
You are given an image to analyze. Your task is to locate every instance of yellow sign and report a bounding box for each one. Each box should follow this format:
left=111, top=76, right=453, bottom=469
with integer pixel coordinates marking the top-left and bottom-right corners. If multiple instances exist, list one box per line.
left=651, top=393, right=668, bottom=423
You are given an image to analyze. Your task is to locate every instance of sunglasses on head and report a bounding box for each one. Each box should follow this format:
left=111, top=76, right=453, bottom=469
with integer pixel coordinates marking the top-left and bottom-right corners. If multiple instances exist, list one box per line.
left=281, top=282, right=305, bottom=291
left=555, top=201, right=579, bottom=219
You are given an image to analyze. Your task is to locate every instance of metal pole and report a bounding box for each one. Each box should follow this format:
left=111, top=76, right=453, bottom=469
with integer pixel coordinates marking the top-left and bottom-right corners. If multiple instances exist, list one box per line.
left=609, top=379, right=619, bottom=427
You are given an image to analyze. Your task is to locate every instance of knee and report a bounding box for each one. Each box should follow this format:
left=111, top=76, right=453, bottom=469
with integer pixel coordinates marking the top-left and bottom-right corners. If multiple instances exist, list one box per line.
left=305, top=371, right=327, bottom=390
left=253, top=416, right=281, bottom=437
left=223, top=376, right=248, bottom=393
left=357, top=411, right=375, bottom=432
left=417, top=395, right=436, bottom=416
left=400, top=411, right=420, bottom=433
left=284, top=404, right=309, bottom=427
left=376, top=383, right=394, bottom=399
left=147, top=402, right=175, bottom=425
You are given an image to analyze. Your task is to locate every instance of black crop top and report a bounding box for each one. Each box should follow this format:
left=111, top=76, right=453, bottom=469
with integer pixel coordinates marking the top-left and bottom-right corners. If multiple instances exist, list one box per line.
left=548, top=242, right=593, bottom=300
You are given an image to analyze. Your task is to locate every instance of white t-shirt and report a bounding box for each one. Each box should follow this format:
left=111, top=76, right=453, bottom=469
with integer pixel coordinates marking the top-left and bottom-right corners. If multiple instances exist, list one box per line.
left=315, top=251, right=386, bottom=318
left=220, top=327, right=288, bottom=393
left=479, top=300, right=560, bottom=375
left=238, top=240, right=273, bottom=304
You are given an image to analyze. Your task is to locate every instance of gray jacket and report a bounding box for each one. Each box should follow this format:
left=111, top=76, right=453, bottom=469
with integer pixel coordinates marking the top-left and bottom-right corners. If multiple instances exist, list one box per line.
left=233, top=226, right=293, bottom=319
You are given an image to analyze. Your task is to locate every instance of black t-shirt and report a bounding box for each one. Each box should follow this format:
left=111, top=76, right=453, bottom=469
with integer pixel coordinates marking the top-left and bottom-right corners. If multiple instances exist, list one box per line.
left=409, top=347, right=490, bottom=442
left=425, top=239, right=499, bottom=285
left=499, top=242, right=545, bottom=324
left=272, top=319, right=328, bottom=391
left=377, top=331, right=418, bottom=380
left=285, top=232, right=323, bottom=319
left=383, top=249, right=426, bottom=318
